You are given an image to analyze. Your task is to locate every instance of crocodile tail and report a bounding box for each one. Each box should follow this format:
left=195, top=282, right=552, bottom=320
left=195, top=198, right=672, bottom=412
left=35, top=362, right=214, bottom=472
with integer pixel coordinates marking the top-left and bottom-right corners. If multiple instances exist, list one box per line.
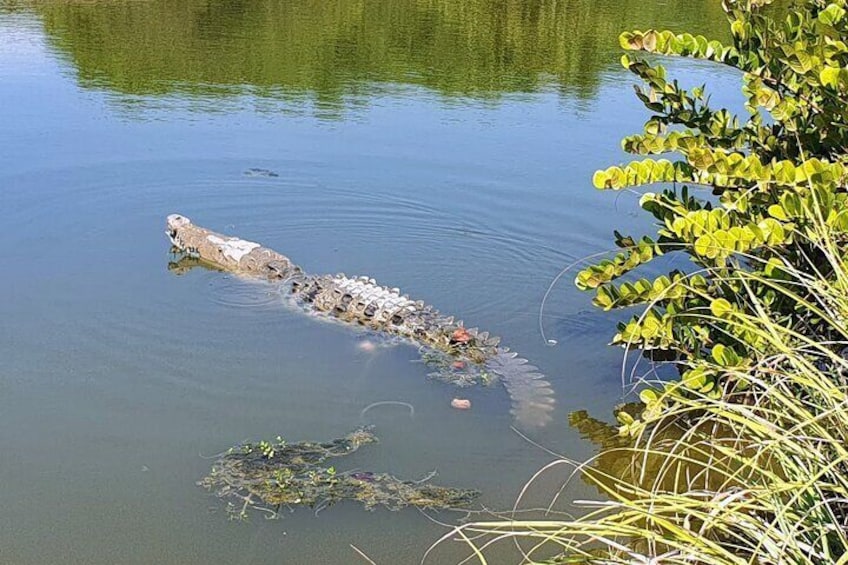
left=485, top=348, right=555, bottom=428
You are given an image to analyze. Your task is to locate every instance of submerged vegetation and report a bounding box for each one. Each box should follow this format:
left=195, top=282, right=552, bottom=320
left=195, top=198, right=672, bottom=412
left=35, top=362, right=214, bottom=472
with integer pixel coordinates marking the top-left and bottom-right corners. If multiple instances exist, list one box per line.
left=438, top=0, right=848, bottom=562
left=199, top=427, right=479, bottom=519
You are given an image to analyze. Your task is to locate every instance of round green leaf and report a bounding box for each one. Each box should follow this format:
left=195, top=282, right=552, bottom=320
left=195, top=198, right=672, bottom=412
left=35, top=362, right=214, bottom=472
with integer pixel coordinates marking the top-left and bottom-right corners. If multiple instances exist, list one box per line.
left=710, top=298, right=733, bottom=318
left=768, top=204, right=788, bottom=220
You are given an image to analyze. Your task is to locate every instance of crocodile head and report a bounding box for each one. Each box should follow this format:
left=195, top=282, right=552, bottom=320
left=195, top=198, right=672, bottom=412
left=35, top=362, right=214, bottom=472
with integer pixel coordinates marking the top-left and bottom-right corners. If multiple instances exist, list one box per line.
left=166, top=213, right=192, bottom=246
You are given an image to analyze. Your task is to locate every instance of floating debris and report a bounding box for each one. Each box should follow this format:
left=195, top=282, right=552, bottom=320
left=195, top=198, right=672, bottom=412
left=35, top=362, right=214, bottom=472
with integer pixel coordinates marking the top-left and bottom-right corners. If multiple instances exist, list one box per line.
left=243, top=167, right=279, bottom=178
left=360, top=401, right=415, bottom=421
left=451, top=398, right=472, bottom=410
left=198, top=427, right=479, bottom=519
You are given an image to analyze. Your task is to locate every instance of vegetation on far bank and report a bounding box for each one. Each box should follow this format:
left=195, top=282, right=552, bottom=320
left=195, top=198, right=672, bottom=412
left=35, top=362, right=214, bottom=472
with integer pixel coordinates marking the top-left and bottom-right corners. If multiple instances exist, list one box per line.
left=33, top=0, right=726, bottom=103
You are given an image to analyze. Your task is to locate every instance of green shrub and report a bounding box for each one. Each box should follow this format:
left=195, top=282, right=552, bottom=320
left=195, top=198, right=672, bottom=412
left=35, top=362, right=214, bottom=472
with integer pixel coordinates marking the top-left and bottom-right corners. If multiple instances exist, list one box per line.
left=576, top=0, right=848, bottom=426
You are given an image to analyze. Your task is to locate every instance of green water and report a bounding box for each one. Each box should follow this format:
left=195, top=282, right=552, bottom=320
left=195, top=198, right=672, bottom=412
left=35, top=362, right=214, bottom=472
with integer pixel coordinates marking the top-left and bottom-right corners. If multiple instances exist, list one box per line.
left=0, top=1, right=735, bottom=563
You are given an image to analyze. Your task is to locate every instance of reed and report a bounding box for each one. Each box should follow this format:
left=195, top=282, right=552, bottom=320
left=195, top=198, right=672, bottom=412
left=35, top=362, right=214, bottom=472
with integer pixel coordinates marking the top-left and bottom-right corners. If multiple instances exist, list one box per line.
left=431, top=210, right=848, bottom=564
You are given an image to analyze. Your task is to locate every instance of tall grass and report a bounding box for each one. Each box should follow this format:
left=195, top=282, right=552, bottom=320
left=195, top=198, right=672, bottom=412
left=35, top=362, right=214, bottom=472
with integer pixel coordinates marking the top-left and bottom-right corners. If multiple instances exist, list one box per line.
left=430, top=213, right=848, bottom=564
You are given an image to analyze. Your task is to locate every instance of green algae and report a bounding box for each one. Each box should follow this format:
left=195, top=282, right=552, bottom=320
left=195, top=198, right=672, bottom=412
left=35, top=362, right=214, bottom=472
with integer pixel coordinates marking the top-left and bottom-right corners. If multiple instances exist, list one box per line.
left=199, top=427, right=479, bottom=519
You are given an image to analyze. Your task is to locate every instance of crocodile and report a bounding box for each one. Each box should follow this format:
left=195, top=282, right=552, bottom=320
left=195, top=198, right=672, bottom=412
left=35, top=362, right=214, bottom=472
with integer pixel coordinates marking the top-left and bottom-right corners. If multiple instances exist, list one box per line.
left=166, top=214, right=555, bottom=427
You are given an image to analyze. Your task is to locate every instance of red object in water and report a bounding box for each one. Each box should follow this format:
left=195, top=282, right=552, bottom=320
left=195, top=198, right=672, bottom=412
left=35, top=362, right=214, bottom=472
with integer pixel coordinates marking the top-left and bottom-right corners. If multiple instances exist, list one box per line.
left=451, top=398, right=472, bottom=410
left=452, top=361, right=465, bottom=370
left=451, top=328, right=472, bottom=343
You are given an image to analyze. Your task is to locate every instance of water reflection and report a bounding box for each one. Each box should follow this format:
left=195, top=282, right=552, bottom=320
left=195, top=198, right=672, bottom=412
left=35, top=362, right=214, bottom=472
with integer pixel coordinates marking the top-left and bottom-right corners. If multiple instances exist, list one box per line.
left=31, top=0, right=728, bottom=110
left=570, top=407, right=751, bottom=498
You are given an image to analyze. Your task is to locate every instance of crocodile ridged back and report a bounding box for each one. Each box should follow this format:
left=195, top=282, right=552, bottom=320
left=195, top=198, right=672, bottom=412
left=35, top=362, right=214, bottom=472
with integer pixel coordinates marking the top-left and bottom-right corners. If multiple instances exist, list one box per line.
left=294, top=274, right=556, bottom=428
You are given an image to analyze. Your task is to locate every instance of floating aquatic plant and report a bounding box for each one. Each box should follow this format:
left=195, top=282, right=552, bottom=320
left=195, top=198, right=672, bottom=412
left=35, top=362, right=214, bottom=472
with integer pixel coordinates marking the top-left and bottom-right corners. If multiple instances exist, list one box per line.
left=199, top=427, right=479, bottom=519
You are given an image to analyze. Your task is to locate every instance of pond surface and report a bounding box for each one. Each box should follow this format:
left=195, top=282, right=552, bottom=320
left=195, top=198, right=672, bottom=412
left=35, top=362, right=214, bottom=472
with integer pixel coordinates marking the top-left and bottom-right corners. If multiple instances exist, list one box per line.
left=0, top=1, right=738, bottom=563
